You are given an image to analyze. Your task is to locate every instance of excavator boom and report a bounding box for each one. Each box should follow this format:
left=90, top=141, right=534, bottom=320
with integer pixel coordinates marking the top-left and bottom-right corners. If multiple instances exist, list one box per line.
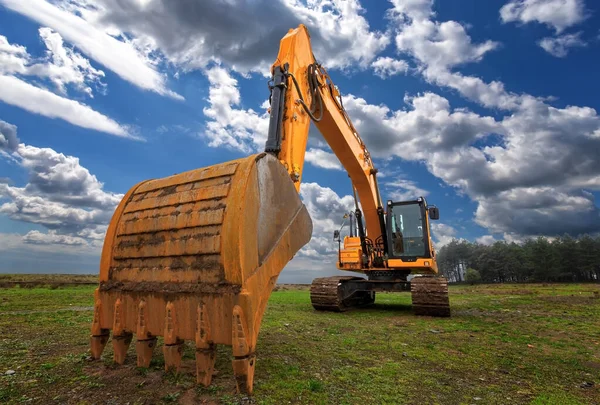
left=265, top=26, right=382, bottom=242
left=89, top=24, right=449, bottom=395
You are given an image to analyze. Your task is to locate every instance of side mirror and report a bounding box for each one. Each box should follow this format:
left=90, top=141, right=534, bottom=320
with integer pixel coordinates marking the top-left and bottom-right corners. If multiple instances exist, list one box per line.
left=333, top=230, right=340, bottom=241
left=428, top=206, right=440, bottom=220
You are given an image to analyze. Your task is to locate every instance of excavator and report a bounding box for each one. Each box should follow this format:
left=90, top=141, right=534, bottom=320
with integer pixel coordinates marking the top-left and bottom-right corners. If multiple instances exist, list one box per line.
left=89, top=24, right=450, bottom=395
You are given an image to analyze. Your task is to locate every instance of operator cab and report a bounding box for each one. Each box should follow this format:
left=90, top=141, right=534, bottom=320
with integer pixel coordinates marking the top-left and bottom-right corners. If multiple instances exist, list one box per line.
left=386, top=197, right=439, bottom=261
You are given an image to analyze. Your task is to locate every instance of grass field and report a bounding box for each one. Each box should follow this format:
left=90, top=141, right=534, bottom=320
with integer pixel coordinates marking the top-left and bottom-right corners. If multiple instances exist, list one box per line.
left=1, top=277, right=599, bottom=404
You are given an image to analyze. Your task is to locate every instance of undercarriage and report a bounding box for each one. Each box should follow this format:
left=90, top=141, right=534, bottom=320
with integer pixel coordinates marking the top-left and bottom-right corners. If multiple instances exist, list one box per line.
left=309, top=273, right=450, bottom=317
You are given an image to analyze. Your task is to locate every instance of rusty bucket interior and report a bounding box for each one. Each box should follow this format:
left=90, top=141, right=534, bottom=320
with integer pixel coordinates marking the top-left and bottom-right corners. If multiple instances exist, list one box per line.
left=89, top=152, right=312, bottom=394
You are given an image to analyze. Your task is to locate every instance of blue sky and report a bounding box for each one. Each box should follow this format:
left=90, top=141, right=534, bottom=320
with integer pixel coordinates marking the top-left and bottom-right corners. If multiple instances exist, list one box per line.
left=0, top=0, right=599, bottom=282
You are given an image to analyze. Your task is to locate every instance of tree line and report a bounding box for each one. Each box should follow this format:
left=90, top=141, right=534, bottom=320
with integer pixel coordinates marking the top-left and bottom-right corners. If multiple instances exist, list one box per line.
left=435, top=235, right=600, bottom=283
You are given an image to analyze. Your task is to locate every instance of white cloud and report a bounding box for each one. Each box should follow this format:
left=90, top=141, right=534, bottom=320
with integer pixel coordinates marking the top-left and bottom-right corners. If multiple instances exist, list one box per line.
left=0, top=231, right=102, bottom=258
left=500, top=0, right=589, bottom=34
left=371, top=56, right=409, bottom=78
left=0, top=119, right=20, bottom=153
left=298, top=182, right=354, bottom=260
left=0, top=35, right=28, bottom=75
left=201, top=65, right=269, bottom=152
left=475, top=187, right=600, bottom=238
left=34, top=0, right=388, bottom=76
left=422, top=68, right=523, bottom=111
left=15, top=144, right=123, bottom=209
left=305, top=148, right=342, bottom=170
left=430, top=222, right=458, bottom=248
left=538, top=31, right=587, bottom=57
left=193, top=0, right=600, bottom=244
left=336, top=88, right=600, bottom=239
left=287, top=0, right=390, bottom=71
left=384, top=179, right=429, bottom=201
left=0, top=75, right=134, bottom=138
left=0, top=122, right=124, bottom=250
left=388, top=0, right=435, bottom=21
left=387, top=2, right=529, bottom=112
left=23, top=230, right=89, bottom=246
left=377, top=0, right=600, bottom=239
left=394, top=17, right=499, bottom=70
left=475, top=235, right=497, bottom=245
left=341, top=92, right=502, bottom=159
left=27, top=27, right=106, bottom=97
left=0, top=31, right=134, bottom=137
left=0, top=0, right=182, bottom=99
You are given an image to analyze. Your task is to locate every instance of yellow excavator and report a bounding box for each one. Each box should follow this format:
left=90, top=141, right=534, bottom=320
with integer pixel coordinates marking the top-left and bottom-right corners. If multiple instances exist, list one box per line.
left=89, top=24, right=449, bottom=395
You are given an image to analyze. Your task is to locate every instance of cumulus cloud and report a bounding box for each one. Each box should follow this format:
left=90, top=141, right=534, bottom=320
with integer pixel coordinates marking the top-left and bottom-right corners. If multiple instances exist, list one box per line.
left=422, top=69, right=523, bottom=111
left=305, top=148, right=342, bottom=170
left=15, top=144, right=123, bottom=209
left=0, top=35, right=28, bottom=75
left=337, top=88, right=600, bottom=239
left=0, top=31, right=132, bottom=137
left=475, top=187, right=600, bottom=239
left=371, top=0, right=600, bottom=241
left=538, top=31, right=587, bottom=57
left=200, top=65, right=269, bottom=152
left=387, top=2, right=525, bottom=111
left=384, top=179, right=429, bottom=201
left=16, top=0, right=388, bottom=77
left=23, top=230, right=89, bottom=246
left=0, top=75, right=133, bottom=138
left=500, top=0, right=589, bottom=34
left=0, top=231, right=103, bottom=263
left=29, top=27, right=106, bottom=97
left=0, top=119, right=20, bottom=153
left=430, top=222, right=458, bottom=248
left=0, top=0, right=181, bottom=99
left=371, top=57, right=409, bottom=78
left=0, top=120, right=123, bottom=250
left=393, top=13, right=500, bottom=70
left=298, top=182, right=354, bottom=260
left=155, top=0, right=600, bottom=244
left=341, top=92, right=502, bottom=159
left=475, top=235, right=497, bottom=246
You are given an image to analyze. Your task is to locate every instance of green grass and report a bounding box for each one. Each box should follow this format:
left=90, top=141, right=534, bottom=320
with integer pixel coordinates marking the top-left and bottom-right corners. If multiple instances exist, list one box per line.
left=1, top=281, right=599, bottom=404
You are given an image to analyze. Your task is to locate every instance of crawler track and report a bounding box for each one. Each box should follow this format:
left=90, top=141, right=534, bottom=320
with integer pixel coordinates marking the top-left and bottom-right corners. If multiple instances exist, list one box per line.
left=310, top=276, right=374, bottom=312
left=410, top=275, right=451, bottom=317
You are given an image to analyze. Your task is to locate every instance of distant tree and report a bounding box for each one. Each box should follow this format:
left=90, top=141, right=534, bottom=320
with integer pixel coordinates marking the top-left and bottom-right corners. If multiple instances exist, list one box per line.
left=465, top=268, right=481, bottom=285
left=436, top=234, right=600, bottom=284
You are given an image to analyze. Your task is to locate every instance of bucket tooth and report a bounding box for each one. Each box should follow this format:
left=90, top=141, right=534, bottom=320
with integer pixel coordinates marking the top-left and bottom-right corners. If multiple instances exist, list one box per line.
left=90, top=331, right=109, bottom=360
left=163, top=341, right=184, bottom=373
left=113, top=333, right=133, bottom=364
left=232, top=304, right=255, bottom=394
left=232, top=305, right=250, bottom=357
left=196, top=304, right=216, bottom=386
left=135, top=299, right=156, bottom=368
left=163, top=302, right=183, bottom=373
left=135, top=337, right=157, bottom=368
left=90, top=291, right=109, bottom=359
left=111, top=298, right=132, bottom=364
left=90, top=153, right=313, bottom=394
left=196, top=346, right=217, bottom=386
left=233, top=355, right=256, bottom=395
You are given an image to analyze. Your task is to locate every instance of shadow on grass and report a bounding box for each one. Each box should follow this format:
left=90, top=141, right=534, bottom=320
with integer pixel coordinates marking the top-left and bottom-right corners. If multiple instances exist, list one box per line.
left=361, top=303, right=413, bottom=313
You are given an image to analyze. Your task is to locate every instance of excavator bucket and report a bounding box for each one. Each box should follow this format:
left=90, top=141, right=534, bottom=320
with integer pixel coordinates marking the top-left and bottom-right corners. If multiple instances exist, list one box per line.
left=89, top=152, right=312, bottom=394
